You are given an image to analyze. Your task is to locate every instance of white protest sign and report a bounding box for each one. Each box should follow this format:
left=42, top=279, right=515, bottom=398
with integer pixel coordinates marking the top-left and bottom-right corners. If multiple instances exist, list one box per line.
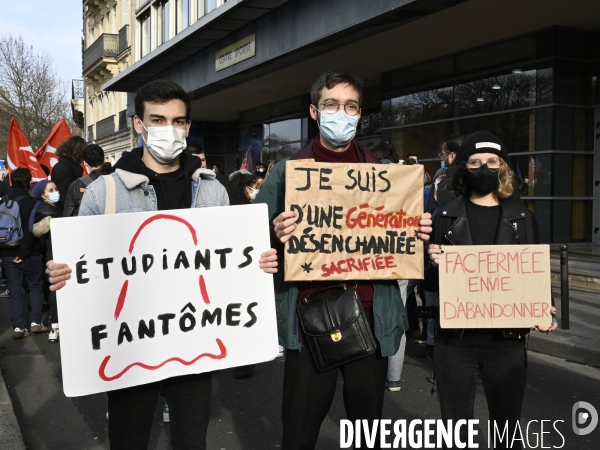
left=51, top=204, right=278, bottom=397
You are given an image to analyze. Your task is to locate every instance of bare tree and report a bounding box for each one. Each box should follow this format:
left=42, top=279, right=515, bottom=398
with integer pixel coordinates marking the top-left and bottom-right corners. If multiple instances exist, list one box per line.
left=263, top=132, right=299, bottom=161
left=0, top=34, right=72, bottom=159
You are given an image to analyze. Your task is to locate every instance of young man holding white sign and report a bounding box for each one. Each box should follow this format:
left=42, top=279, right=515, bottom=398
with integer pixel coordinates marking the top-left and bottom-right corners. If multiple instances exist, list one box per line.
left=428, top=131, right=557, bottom=448
left=256, top=70, right=433, bottom=449
left=46, top=80, right=278, bottom=450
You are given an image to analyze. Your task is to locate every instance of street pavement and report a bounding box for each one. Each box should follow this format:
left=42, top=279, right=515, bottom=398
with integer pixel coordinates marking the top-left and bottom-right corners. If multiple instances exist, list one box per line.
left=2, top=290, right=600, bottom=449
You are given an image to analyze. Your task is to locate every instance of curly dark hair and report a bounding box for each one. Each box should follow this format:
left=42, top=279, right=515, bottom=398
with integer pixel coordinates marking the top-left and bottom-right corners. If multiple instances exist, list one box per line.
left=56, top=136, right=87, bottom=163
left=230, top=173, right=257, bottom=205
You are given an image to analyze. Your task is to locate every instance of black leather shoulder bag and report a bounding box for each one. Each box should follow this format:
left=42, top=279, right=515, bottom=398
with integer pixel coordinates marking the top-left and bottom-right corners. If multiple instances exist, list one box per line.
left=296, top=284, right=377, bottom=371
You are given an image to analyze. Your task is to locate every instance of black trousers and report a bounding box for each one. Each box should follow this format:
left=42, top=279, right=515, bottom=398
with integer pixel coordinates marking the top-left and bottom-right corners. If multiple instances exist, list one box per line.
left=281, top=310, right=388, bottom=450
left=434, top=342, right=527, bottom=449
left=107, top=372, right=212, bottom=450
left=48, top=291, right=58, bottom=325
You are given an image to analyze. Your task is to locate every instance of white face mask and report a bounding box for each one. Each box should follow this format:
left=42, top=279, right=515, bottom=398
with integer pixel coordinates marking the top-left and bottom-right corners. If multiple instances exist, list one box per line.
left=317, top=109, right=359, bottom=147
left=248, top=187, right=259, bottom=201
left=47, top=192, right=60, bottom=204
left=140, top=121, right=187, bottom=164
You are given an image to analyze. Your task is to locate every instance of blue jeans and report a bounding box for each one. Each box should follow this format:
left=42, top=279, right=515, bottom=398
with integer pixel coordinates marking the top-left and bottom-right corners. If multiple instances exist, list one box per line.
left=387, top=280, right=408, bottom=383
left=2, top=256, right=45, bottom=329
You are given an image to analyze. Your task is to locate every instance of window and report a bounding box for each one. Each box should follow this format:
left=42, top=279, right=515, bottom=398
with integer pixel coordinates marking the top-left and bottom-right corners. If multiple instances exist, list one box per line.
left=160, top=1, right=170, bottom=45
left=176, top=0, right=190, bottom=33
left=139, top=11, right=151, bottom=57
left=206, top=0, right=216, bottom=14
left=197, top=0, right=225, bottom=19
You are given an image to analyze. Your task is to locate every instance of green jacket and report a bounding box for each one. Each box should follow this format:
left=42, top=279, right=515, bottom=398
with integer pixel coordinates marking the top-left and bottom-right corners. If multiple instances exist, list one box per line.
left=255, top=149, right=408, bottom=357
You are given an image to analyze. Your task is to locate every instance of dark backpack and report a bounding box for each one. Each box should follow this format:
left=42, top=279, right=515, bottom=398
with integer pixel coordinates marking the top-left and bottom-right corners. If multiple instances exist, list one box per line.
left=70, top=175, right=94, bottom=217
left=0, top=195, right=27, bottom=248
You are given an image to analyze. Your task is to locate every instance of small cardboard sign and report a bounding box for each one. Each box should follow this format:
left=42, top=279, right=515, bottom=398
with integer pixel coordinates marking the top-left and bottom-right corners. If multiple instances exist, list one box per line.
left=284, top=160, right=424, bottom=281
left=51, top=204, right=278, bottom=397
left=439, top=244, right=552, bottom=328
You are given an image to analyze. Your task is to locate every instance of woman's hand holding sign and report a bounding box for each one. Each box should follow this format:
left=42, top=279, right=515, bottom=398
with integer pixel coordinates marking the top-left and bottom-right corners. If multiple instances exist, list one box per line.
left=416, top=212, right=432, bottom=242
left=428, top=243, right=442, bottom=265
left=532, top=306, right=558, bottom=333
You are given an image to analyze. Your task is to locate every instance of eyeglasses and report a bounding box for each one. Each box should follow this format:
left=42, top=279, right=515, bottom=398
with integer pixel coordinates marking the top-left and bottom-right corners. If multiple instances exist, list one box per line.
left=316, top=100, right=360, bottom=116
left=438, top=152, right=448, bottom=160
left=199, top=158, right=206, bottom=162
left=466, top=157, right=502, bottom=171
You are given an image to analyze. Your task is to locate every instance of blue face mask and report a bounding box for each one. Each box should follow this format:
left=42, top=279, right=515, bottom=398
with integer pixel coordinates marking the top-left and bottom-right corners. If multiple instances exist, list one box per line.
left=441, top=160, right=447, bottom=172
left=317, top=110, right=359, bottom=147
left=47, top=192, right=60, bottom=204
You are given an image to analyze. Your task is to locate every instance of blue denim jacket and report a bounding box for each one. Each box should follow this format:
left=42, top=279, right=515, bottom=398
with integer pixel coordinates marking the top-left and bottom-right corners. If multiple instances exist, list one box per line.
left=79, top=168, right=229, bottom=215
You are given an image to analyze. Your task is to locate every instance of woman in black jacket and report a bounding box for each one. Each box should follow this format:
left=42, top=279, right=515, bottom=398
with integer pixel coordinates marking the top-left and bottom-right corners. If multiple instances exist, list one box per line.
left=32, top=180, right=63, bottom=343
left=428, top=131, right=557, bottom=449
left=50, top=136, right=86, bottom=210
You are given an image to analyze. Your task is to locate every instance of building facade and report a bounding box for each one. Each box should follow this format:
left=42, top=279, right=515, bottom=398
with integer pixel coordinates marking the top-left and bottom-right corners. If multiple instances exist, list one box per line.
left=83, top=0, right=134, bottom=163
left=101, top=0, right=600, bottom=245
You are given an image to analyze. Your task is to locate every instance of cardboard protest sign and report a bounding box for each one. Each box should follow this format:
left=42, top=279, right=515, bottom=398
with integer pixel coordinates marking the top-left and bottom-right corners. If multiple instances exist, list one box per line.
left=51, top=204, right=278, bottom=397
left=439, top=245, right=552, bottom=329
left=284, top=160, right=424, bottom=281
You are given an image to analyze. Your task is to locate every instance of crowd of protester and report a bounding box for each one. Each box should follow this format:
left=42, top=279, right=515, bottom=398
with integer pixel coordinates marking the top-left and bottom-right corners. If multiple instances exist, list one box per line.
left=0, top=137, right=113, bottom=343
left=2, top=70, right=560, bottom=450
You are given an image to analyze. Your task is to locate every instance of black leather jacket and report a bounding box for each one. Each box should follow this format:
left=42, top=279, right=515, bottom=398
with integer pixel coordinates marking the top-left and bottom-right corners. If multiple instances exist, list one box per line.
left=430, top=195, right=540, bottom=339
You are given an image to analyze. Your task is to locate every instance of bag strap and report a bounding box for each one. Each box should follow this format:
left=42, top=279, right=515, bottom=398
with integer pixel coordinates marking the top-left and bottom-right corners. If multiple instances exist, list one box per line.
left=28, top=201, right=42, bottom=233
left=103, top=175, right=116, bottom=215
left=14, top=195, right=28, bottom=203
left=80, top=175, right=94, bottom=187
left=303, top=283, right=349, bottom=303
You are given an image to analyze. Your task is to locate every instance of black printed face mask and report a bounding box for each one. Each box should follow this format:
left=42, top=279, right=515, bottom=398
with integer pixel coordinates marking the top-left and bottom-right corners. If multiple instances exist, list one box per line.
left=465, top=165, right=499, bottom=195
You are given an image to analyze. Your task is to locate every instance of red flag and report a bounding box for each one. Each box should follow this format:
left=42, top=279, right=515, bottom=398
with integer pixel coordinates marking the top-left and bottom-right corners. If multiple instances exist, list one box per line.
left=7, top=118, right=48, bottom=182
left=35, top=119, right=72, bottom=175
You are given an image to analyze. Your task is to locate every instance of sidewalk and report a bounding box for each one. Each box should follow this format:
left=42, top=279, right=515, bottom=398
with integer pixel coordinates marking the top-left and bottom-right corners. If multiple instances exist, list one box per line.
left=0, top=353, right=25, bottom=450
left=528, top=285, right=600, bottom=367
left=0, top=293, right=104, bottom=450
left=530, top=245, right=600, bottom=367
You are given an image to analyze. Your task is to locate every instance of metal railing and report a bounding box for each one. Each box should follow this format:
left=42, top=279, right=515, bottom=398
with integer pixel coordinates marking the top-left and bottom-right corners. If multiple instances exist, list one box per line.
left=96, top=115, right=115, bottom=140
left=560, top=245, right=570, bottom=329
left=83, top=34, right=118, bottom=72
left=118, top=25, right=130, bottom=55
